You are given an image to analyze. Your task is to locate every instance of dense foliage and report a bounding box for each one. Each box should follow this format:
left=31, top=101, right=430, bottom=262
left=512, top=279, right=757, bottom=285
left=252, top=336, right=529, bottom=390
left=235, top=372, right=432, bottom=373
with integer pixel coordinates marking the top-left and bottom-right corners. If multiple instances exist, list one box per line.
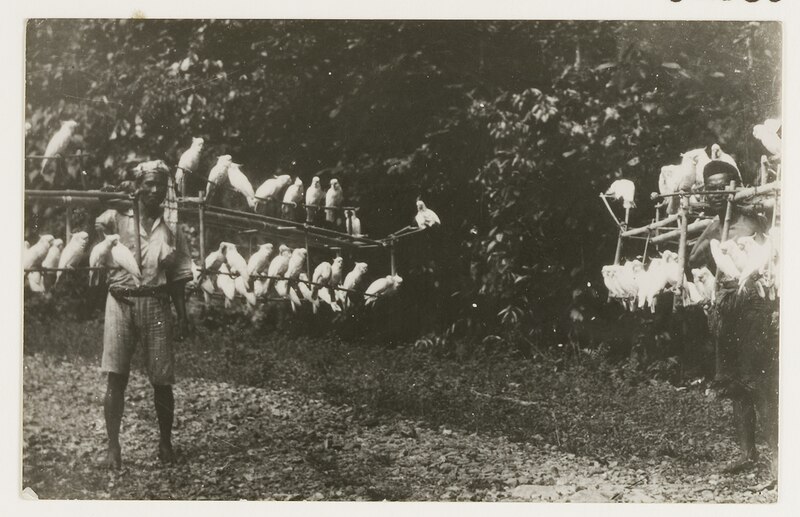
left=24, top=20, right=781, bottom=348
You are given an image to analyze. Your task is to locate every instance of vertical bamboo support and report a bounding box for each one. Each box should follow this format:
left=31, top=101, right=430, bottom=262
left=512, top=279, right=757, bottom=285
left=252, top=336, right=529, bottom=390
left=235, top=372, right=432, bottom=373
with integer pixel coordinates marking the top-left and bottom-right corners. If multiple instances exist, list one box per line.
left=198, top=191, right=206, bottom=267
left=612, top=231, right=624, bottom=266
left=64, top=201, right=72, bottom=241
left=759, top=155, right=769, bottom=186
left=132, top=192, right=143, bottom=269
left=181, top=170, right=187, bottom=198
left=714, top=181, right=737, bottom=285
left=390, top=238, right=397, bottom=276
left=304, top=224, right=312, bottom=281
left=674, top=196, right=689, bottom=310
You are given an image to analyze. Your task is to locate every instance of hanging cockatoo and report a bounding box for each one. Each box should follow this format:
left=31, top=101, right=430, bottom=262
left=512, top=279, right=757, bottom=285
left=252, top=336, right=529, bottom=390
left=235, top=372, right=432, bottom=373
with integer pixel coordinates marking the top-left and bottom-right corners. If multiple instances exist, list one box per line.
left=227, top=163, right=257, bottom=210
left=111, top=240, right=141, bottom=285
left=415, top=199, right=441, bottom=228
left=680, top=147, right=711, bottom=187
left=285, top=248, right=307, bottom=280
left=752, top=119, right=781, bottom=157
left=56, top=232, right=89, bottom=283
left=710, top=144, right=742, bottom=183
left=176, top=137, right=204, bottom=193
left=605, top=179, right=636, bottom=209
left=281, top=177, right=304, bottom=221
left=737, top=235, right=772, bottom=293
left=317, top=287, right=341, bottom=312
left=297, top=273, right=316, bottom=306
left=23, top=234, right=55, bottom=270
left=41, top=238, right=64, bottom=285
left=345, top=210, right=362, bottom=236
left=220, top=242, right=249, bottom=287
left=89, top=234, right=118, bottom=286
left=692, top=266, right=715, bottom=303
left=234, top=275, right=257, bottom=308
left=247, top=243, right=274, bottom=277
left=338, top=262, right=368, bottom=306
left=38, top=120, right=79, bottom=184
left=311, top=261, right=332, bottom=298
left=206, top=155, right=232, bottom=200
left=325, top=179, right=344, bottom=225
left=710, top=239, right=741, bottom=280
left=365, top=275, right=403, bottom=306
left=264, top=245, right=292, bottom=296
left=28, top=272, right=46, bottom=292
left=305, top=176, right=325, bottom=224
left=637, top=257, right=669, bottom=312
left=216, top=263, right=236, bottom=308
left=254, top=174, right=292, bottom=213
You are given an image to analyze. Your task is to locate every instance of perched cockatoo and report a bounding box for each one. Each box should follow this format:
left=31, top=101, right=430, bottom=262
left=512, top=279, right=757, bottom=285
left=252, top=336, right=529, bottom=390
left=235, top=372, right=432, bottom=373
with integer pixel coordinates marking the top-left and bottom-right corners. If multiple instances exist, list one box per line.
left=285, top=248, right=307, bottom=280
left=692, top=267, right=715, bottom=303
left=254, top=174, right=292, bottom=213
left=330, top=256, right=344, bottom=287
left=234, top=275, right=257, bottom=307
left=41, top=238, right=64, bottom=285
left=281, top=177, right=304, bottom=221
left=253, top=278, right=268, bottom=299
left=709, top=239, right=741, bottom=280
left=287, top=275, right=306, bottom=313
left=220, top=242, right=249, bottom=287
left=605, top=179, right=636, bottom=209
left=737, top=235, right=772, bottom=293
left=325, top=179, right=344, bottom=225
left=206, top=155, right=232, bottom=199
left=415, top=199, right=441, bottom=228
left=682, top=280, right=705, bottom=306
left=617, top=259, right=643, bottom=300
left=658, top=163, right=695, bottom=215
left=311, top=261, right=332, bottom=298
left=305, top=176, right=325, bottom=224
left=247, top=243, right=274, bottom=277
left=28, top=272, right=46, bottom=292
left=660, top=250, right=681, bottom=287
left=23, top=234, right=55, bottom=270
left=602, top=266, right=624, bottom=298
left=345, top=209, right=362, bottom=236
left=38, top=120, right=79, bottom=184
left=338, top=262, right=368, bottom=306
left=205, top=244, right=227, bottom=273
left=176, top=137, right=204, bottom=193
left=56, top=232, right=89, bottom=283
left=264, top=245, right=292, bottom=296
left=275, top=279, right=289, bottom=299
left=227, top=163, right=257, bottom=210
left=752, top=119, right=781, bottom=157
left=111, top=240, right=141, bottom=285
left=297, top=273, right=316, bottom=305
left=365, top=275, right=403, bottom=306
left=89, top=234, right=118, bottom=286
left=680, top=147, right=711, bottom=187
left=710, top=144, right=742, bottom=183
left=637, top=258, right=669, bottom=312
left=216, top=263, right=236, bottom=308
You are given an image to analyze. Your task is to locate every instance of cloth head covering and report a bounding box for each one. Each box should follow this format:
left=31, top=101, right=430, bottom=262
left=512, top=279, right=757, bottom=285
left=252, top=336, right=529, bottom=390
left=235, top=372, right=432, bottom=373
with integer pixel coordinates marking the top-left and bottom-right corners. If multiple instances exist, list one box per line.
left=132, top=159, right=178, bottom=233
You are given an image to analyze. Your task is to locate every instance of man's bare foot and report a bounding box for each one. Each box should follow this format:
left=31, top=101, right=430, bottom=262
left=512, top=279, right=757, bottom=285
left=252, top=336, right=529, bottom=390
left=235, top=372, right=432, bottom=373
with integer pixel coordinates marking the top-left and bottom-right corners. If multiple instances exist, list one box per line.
left=721, top=455, right=757, bottom=474
left=158, top=442, right=176, bottom=464
left=101, top=447, right=122, bottom=470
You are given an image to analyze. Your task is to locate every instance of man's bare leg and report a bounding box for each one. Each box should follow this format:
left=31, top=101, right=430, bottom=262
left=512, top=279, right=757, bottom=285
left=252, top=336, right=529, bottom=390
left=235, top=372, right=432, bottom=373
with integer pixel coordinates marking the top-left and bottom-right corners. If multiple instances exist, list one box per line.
left=103, top=372, right=129, bottom=469
left=154, top=384, right=175, bottom=463
left=723, top=396, right=758, bottom=474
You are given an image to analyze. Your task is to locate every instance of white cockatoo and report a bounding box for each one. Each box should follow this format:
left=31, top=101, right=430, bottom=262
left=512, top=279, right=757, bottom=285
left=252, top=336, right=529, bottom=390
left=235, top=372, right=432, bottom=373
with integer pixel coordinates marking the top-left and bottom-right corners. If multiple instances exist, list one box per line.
left=680, top=147, right=711, bottom=187
left=176, top=137, right=204, bottom=193
left=281, top=177, right=304, bottom=220
left=660, top=250, right=681, bottom=287
left=56, top=232, right=89, bottom=283
left=617, top=259, right=644, bottom=300
left=28, top=272, right=46, bottom=292
left=89, top=234, right=118, bottom=286
left=247, top=243, right=274, bottom=277
left=317, top=287, right=341, bottom=312
left=41, top=238, right=64, bottom=285
left=305, top=176, right=325, bottom=223
left=288, top=275, right=305, bottom=313
left=605, top=179, right=636, bottom=209
left=189, top=260, right=202, bottom=287
left=23, top=234, right=55, bottom=270
left=285, top=248, right=307, bottom=280
left=682, top=280, right=705, bottom=306
left=737, top=234, right=772, bottom=293
left=658, top=163, right=695, bottom=215
left=338, top=262, right=368, bottom=306
left=205, top=244, right=226, bottom=272
left=254, top=174, right=292, bottom=213
left=415, top=199, right=441, bottom=228
left=692, top=266, right=715, bottom=303
left=275, top=279, right=289, bottom=299
left=38, top=120, right=79, bottom=184
left=330, top=256, right=344, bottom=287
left=752, top=118, right=781, bottom=157
left=216, top=263, right=236, bottom=308
left=637, top=258, right=669, bottom=312
left=220, top=242, right=249, bottom=287
left=709, top=239, right=741, bottom=280
left=206, top=154, right=232, bottom=199
left=234, top=275, right=257, bottom=307
left=253, top=278, right=268, bottom=299
left=297, top=273, right=316, bottom=305
left=345, top=210, right=362, bottom=236
left=311, top=261, right=333, bottom=298
left=264, top=244, right=292, bottom=296
left=719, top=238, right=749, bottom=273
left=111, top=240, right=142, bottom=285
left=325, top=179, right=344, bottom=224
left=365, top=275, right=403, bottom=306
left=601, top=265, right=624, bottom=299
left=226, top=163, right=257, bottom=210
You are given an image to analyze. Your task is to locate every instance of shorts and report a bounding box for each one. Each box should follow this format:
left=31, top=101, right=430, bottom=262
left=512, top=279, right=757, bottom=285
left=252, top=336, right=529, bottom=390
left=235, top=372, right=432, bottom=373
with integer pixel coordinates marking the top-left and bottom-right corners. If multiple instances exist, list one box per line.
left=102, top=291, right=175, bottom=385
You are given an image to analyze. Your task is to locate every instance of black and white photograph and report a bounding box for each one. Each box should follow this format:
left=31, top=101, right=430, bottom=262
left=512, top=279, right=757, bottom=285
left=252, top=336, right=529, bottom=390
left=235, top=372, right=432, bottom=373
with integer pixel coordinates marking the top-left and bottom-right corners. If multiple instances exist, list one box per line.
left=9, top=1, right=797, bottom=509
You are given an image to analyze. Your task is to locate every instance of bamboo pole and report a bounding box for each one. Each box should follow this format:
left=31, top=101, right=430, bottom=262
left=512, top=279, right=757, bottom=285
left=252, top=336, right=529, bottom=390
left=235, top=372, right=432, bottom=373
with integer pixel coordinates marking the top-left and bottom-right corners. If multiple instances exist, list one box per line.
left=198, top=191, right=206, bottom=265
left=64, top=203, right=71, bottom=242
left=760, top=156, right=769, bottom=186
left=25, top=189, right=131, bottom=200
left=620, top=215, right=679, bottom=238
left=390, top=238, right=397, bottom=276
left=649, top=219, right=713, bottom=245
left=714, top=181, right=737, bottom=288
left=674, top=197, right=689, bottom=310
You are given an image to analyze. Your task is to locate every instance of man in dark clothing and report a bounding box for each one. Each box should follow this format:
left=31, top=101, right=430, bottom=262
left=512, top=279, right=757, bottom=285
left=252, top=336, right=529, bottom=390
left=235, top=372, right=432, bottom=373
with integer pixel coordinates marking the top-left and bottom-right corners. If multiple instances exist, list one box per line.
left=689, top=160, right=778, bottom=477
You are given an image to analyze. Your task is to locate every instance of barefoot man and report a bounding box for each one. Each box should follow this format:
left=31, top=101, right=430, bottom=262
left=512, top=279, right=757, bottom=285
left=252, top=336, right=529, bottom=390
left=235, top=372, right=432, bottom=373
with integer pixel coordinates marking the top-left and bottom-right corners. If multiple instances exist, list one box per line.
left=689, top=159, right=778, bottom=478
left=96, top=160, right=192, bottom=469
